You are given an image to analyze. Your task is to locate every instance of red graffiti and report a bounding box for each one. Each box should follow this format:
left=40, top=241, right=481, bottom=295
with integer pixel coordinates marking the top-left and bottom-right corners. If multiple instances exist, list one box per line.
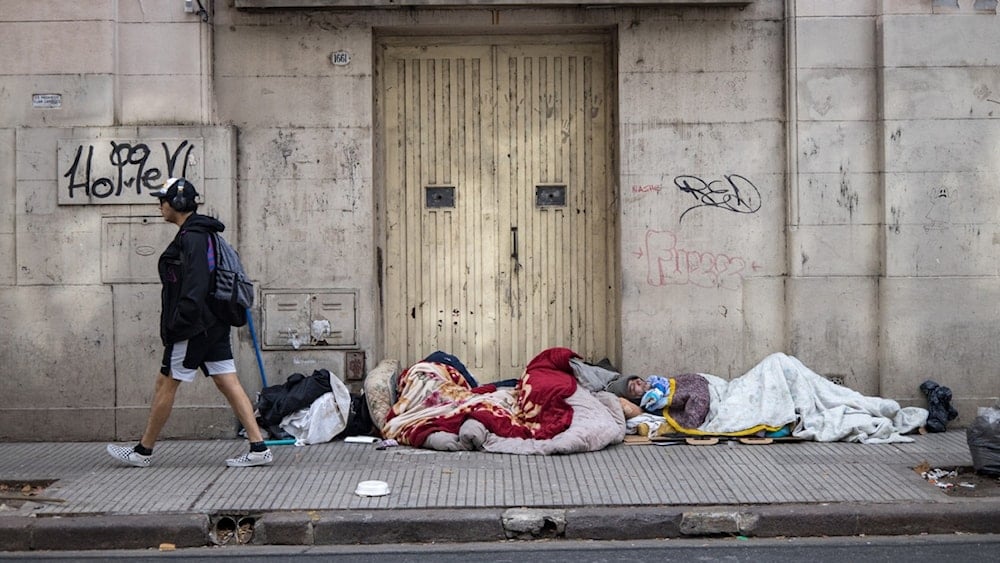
left=631, top=184, right=663, bottom=194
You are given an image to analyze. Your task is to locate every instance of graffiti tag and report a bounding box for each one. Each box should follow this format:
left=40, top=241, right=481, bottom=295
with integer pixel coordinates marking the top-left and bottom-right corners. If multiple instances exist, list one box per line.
left=637, top=229, right=757, bottom=291
left=675, top=174, right=762, bottom=223
left=57, top=138, right=202, bottom=205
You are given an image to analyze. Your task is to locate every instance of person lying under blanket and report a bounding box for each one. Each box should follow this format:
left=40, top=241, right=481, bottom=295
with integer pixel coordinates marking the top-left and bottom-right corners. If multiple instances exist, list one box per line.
left=380, top=347, right=625, bottom=454
left=599, top=353, right=928, bottom=444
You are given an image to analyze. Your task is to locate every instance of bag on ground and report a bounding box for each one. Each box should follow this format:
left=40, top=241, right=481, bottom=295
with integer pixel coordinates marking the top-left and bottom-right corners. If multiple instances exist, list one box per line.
left=966, top=405, right=1000, bottom=476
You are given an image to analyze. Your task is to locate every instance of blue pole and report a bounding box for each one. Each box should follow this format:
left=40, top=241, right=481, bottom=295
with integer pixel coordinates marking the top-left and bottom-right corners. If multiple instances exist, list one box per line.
left=263, top=438, right=296, bottom=446
left=245, top=308, right=268, bottom=388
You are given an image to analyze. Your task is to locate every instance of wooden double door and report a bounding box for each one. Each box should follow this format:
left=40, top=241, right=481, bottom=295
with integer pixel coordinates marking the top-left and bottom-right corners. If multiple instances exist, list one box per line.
left=378, top=35, right=618, bottom=381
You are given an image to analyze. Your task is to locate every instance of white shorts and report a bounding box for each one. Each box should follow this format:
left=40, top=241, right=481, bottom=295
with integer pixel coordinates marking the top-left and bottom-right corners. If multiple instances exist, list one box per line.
left=165, top=339, right=236, bottom=382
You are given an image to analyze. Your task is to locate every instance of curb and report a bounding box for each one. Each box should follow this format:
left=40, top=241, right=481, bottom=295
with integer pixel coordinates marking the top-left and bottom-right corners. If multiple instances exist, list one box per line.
left=0, top=513, right=208, bottom=552
left=3, top=501, right=1000, bottom=552
left=255, top=509, right=506, bottom=545
left=249, top=503, right=1000, bottom=543
left=749, top=502, right=1000, bottom=537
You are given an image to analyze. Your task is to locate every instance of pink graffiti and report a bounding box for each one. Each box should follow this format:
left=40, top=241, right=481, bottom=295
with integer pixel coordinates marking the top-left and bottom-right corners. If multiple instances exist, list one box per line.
left=641, top=230, right=748, bottom=290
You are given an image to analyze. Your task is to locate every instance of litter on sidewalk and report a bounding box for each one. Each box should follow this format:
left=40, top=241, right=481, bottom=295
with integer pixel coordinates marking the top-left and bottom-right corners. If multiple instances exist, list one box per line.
left=355, top=480, right=390, bottom=497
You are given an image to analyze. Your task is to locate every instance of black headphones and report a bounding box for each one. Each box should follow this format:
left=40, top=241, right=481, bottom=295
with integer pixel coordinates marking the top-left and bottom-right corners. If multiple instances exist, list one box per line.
left=165, top=178, right=197, bottom=212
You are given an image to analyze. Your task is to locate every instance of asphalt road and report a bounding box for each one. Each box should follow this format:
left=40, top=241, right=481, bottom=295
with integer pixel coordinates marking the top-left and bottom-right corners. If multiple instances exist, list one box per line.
left=3, top=534, right=998, bottom=562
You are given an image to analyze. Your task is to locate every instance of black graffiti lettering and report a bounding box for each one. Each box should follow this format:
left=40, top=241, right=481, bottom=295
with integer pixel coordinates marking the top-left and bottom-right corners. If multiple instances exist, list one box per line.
left=141, top=167, right=162, bottom=190
left=132, top=144, right=153, bottom=192
left=162, top=141, right=193, bottom=178
left=61, top=139, right=195, bottom=201
left=91, top=177, right=114, bottom=199
left=675, top=173, right=762, bottom=223
left=109, top=142, right=154, bottom=195
left=725, top=174, right=761, bottom=210
left=109, top=142, right=132, bottom=194
left=63, top=145, right=93, bottom=199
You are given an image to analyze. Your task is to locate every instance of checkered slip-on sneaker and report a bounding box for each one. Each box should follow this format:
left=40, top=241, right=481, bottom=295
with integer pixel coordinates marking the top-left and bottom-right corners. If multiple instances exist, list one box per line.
left=106, top=444, right=152, bottom=467
left=225, top=449, right=273, bottom=467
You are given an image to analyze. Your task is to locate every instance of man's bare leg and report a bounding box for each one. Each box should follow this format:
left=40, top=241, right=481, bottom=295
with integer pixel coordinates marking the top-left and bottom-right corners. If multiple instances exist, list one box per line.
left=140, top=374, right=182, bottom=449
left=212, top=372, right=264, bottom=443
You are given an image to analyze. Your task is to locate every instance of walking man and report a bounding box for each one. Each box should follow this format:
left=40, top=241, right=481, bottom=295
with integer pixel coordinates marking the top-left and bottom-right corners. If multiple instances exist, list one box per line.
left=106, top=178, right=272, bottom=468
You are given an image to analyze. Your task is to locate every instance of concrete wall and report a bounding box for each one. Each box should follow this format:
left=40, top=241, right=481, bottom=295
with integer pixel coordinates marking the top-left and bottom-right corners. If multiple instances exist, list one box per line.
left=878, top=0, right=1000, bottom=414
left=3, top=123, right=237, bottom=441
left=0, top=1, right=230, bottom=440
left=618, top=3, right=787, bottom=380
left=1, top=0, right=997, bottom=440
left=787, top=2, right=882, bottom=395
left=213, top=7, right=379, bottom=387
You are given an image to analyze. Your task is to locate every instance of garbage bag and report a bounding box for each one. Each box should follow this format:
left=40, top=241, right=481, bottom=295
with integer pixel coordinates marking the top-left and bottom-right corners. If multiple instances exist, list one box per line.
left=257, top=369, right=333, bottom=427
left=280, top=382, right=353, bottom=446
left=966, top=406, right=1000, bottom=476
left=920, top=379, right=958, bottom=432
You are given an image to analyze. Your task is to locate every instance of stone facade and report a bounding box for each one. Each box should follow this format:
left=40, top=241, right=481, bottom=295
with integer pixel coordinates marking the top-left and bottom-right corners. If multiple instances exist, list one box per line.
left=0, top=0, right=997, bottom=440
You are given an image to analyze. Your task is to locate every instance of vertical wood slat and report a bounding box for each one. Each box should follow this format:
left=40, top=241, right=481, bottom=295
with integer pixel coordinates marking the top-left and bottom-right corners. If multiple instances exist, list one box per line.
left=408, top=58, right=423, bottom=362
left=453, top=58, right=465, bottom=358
left=522, top=53, right=532, bottom=365
left=497, top=52, right=519, bottom=368
left=416, top=53, right=431, bottom=363
left=383, top=54, right=404, bottom=360
left=477, top=56, right=498, bottom=374
left=554, top=55, right=566, bottom=347
left=495, top=52, right=513, bottom=375
left=532, top=54, right=543, bottom=355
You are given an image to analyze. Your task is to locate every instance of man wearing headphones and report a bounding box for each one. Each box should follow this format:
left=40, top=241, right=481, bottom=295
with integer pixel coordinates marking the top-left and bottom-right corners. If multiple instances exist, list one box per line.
left=106, top=178, right=272, bottom=467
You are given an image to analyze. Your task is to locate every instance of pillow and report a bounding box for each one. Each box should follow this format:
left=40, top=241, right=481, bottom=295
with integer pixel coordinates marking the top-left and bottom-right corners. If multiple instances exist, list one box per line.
left=363, top=359, right=400, bottom=435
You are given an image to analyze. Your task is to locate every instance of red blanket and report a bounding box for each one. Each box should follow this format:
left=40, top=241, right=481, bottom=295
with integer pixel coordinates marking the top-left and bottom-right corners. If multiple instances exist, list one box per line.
left=383, top=347, right=579, bottom=447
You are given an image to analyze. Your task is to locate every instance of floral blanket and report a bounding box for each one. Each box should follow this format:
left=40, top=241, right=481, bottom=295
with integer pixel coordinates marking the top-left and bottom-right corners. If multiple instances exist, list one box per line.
left=383, top=347, right=579, bottom=448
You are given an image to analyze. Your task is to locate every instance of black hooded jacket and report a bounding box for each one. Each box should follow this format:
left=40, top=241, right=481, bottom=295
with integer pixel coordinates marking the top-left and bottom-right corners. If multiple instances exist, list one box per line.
left=158, top=213, right=225, bottom=345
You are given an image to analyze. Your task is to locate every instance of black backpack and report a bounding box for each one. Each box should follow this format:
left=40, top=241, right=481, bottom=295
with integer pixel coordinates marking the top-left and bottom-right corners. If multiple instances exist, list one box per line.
left=207, top=233, right=254, bottom=327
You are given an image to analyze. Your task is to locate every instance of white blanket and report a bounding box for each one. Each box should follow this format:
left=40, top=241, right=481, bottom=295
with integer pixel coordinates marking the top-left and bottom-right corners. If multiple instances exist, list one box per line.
left=280, top=375, right=354, bottom=446
left=695, top=353, right=927, bottom=443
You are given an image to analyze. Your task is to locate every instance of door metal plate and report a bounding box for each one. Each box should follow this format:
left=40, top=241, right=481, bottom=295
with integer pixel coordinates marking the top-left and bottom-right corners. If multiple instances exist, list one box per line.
left=426, top=186, right=456, bottom=208
left=535, top=184, right=567, bottom=207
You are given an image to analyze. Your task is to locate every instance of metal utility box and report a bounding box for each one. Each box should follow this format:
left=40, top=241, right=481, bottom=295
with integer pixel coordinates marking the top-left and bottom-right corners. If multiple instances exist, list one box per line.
left=261, top=290, right=357, bottom=350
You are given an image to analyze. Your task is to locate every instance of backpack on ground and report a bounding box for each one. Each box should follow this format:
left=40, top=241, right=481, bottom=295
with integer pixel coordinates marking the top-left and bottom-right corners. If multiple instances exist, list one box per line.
left=207, top=233, right=254, bottom=327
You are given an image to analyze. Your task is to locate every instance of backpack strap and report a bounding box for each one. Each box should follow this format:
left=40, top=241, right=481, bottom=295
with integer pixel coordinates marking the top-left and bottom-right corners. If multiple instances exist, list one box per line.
left=206, top=233, right=217, bottom=273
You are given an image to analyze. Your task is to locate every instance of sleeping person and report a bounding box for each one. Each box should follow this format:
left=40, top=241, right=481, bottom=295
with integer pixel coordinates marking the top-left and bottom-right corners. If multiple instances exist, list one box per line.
left=605, top=372, right=712, bottom=433
left=602, top=353, right=928, bottom=444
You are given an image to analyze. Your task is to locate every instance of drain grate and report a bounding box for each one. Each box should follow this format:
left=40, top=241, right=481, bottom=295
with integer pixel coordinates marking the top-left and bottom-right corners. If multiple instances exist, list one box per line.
left=210, top=514, right=257, bottom=545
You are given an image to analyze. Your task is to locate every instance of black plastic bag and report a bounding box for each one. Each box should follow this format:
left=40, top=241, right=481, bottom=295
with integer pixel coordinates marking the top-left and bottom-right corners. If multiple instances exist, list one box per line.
left=966, top=407, right=1000, bottom=476
left=920, top=379, right=958, bottom=432
left=335, top=393, right=376, bottom=439
left=256, top=369, right=333, bottom=427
